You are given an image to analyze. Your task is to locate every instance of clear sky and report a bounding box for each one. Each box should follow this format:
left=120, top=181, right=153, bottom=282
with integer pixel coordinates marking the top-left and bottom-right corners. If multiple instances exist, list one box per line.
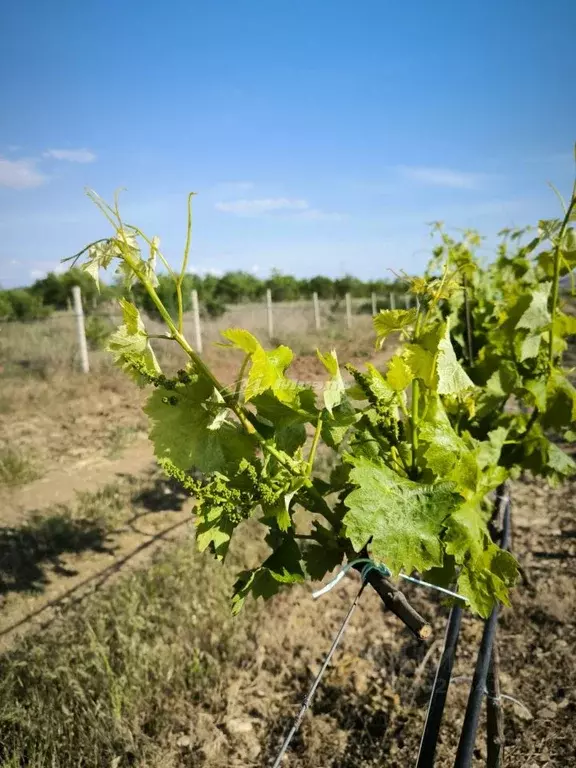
left=1, top=0, right=575, bottom=288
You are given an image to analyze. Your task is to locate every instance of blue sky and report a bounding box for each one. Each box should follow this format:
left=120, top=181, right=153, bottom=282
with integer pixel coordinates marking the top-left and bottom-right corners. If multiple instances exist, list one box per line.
left=1, top=0, right=575, bottom=288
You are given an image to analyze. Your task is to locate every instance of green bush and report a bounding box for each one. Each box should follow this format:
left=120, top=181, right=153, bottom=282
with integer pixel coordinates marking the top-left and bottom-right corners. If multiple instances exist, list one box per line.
left=0, top=291, right=13, bottom=320
left=201, top=297, right=227, bottom=319
left=85, top=316, right=115, bottom=350
left=0, top=289, right=51, bottom=321
left=30, top=268, right=118, bottom=313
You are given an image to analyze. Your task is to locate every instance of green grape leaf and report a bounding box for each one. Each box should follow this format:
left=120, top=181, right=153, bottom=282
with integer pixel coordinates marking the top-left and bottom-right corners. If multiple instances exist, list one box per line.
left=302, top=523, right=345, bottom=581
left=557, top=311, right=576, bottom=337
left=436, top=322, right=474, bottom=395
left=302, top=544, right=344, bottom=582
left=517, top=332, right=542, bottom=361
left=457, top=545, right=518, bottom=618
left=221, top=328, right=297, bottom=404
left=546, top=442, right=576, bottom=479
left=483, top=360, right=521, bottom=396
left=145, top=378, right=256, bottom=474
left=538, top=219, right=562, bottom=240
left=262, top=479, right=305, bottom=532
left=515, top=282, right=551, bottom=331
left=317, top=349, right=345, bottom=414
left=476, top=427, right=508, bottom=469
left=321, top=399, right=359, bottom=448
left=419, top=422, right=463, bottom=478
left=387, top=355, right=414, bottom=391
left=252, top=390, right=316, bottom=454
left=523, top=379, right=548, bottom=411
left=444, top=497, right=489, bottom=564
left=343, top=456, right=460, bottom=575
left=403, top=343, right=436, bottom=387
left=365, top=363, right=396, bottom=402
left=374, top=308, right=418, bottom=347
left=195, top=505, right=236, bottom=559
left=106, top=298, right=161, bottom=384
left=542, top=374, right=576, bottom=430
left=231, top=538, right=305, bottom=614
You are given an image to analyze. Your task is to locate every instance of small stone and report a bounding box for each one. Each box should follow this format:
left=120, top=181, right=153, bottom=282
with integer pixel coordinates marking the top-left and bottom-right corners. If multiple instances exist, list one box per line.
left=537, top=706, right=556, bottom=720
left=226, top=718, right=254, bottom=736
left=176, top=735, right=191, bottom=748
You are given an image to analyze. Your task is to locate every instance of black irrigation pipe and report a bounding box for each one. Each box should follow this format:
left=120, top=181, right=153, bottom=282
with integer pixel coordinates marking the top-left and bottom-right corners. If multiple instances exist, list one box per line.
left=415, top=603, right=463, bottom=768
left=414, top=485, right=510, bottom=768
left=453, top=490, right=511, bottom=768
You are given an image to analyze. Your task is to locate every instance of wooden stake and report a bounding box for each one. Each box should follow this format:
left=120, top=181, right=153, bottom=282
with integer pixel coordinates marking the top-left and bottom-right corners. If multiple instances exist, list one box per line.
left=313, top=291, right=321, bottom=331
left=71, top=286, right=90, bottom=374
left=345, top=293, right=352, bottom=329
left=266, top=288, right=274, bottom=340
left=486, top=644, right=504, bottom=768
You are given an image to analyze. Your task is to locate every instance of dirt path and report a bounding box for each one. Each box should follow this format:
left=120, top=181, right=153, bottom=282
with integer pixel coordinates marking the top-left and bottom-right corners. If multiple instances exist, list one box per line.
left=0, top=439, right=194, bottom=652
left=0, top=436, right=155, bottom=526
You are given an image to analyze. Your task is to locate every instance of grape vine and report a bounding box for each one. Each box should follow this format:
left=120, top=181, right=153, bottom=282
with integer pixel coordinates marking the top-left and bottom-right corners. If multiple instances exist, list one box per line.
left=69, top=169, right=576, bottom=622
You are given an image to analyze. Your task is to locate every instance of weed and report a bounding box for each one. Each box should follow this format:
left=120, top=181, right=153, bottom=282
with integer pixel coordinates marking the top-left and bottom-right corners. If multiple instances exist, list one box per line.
left=0, top=446, right=39, bottom=487
left=85, top=315, right=114, bottom=351
left=105, top=425, right=140, bottom=458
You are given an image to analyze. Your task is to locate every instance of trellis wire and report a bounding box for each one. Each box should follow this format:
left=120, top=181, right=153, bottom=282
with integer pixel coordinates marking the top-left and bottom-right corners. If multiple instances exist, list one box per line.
left=270, top=582, right=366, bottom=768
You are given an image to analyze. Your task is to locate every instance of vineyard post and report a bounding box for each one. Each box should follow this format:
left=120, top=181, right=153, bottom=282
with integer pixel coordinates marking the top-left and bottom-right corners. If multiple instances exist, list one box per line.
left=389, top=292, right=396, bottom=310
left=313, top=291, right=321, bottom=331
left=345, top=292, right=352, bottom=329
left=371, top=291, right=377, bottom=315
left=71, top=285, right=90, bottom=374
left=266, top=288, right=274, bottom=339
left=191, top=289, right=203, bottom=354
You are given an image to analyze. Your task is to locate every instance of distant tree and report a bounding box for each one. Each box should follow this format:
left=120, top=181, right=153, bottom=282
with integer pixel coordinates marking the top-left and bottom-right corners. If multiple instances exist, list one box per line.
left=2, top=289, right=51, bottom=321
left=0, top=291, right=13, bottom=320
left=213, top=271, right=264, bottom=303
left=30, top=268, right=117, bottom=312
left=303, top=275, right=336, bottom=299
left=266, top=270, right=301, bottom=302
left=334, top=274, right=365, bottom=298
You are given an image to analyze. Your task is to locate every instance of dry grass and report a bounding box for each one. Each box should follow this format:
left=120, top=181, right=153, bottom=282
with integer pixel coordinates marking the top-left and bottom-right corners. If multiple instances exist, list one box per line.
left=0, top=536, right=253, bottom=767
left=0, top=469, right=268, bottom=768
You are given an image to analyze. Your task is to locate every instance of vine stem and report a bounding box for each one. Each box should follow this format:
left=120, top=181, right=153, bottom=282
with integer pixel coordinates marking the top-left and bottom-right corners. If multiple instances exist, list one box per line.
left=307, top=416, right=323, bottom=474
left=410, top=305, right=423, bottom=475
left=233, top=353, right=251, bottom=403
left=548, top=193, right=576, bottom=367
left=176, top=192, right=196, bottom=334
left=462, top=273, right=474, bottom=366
